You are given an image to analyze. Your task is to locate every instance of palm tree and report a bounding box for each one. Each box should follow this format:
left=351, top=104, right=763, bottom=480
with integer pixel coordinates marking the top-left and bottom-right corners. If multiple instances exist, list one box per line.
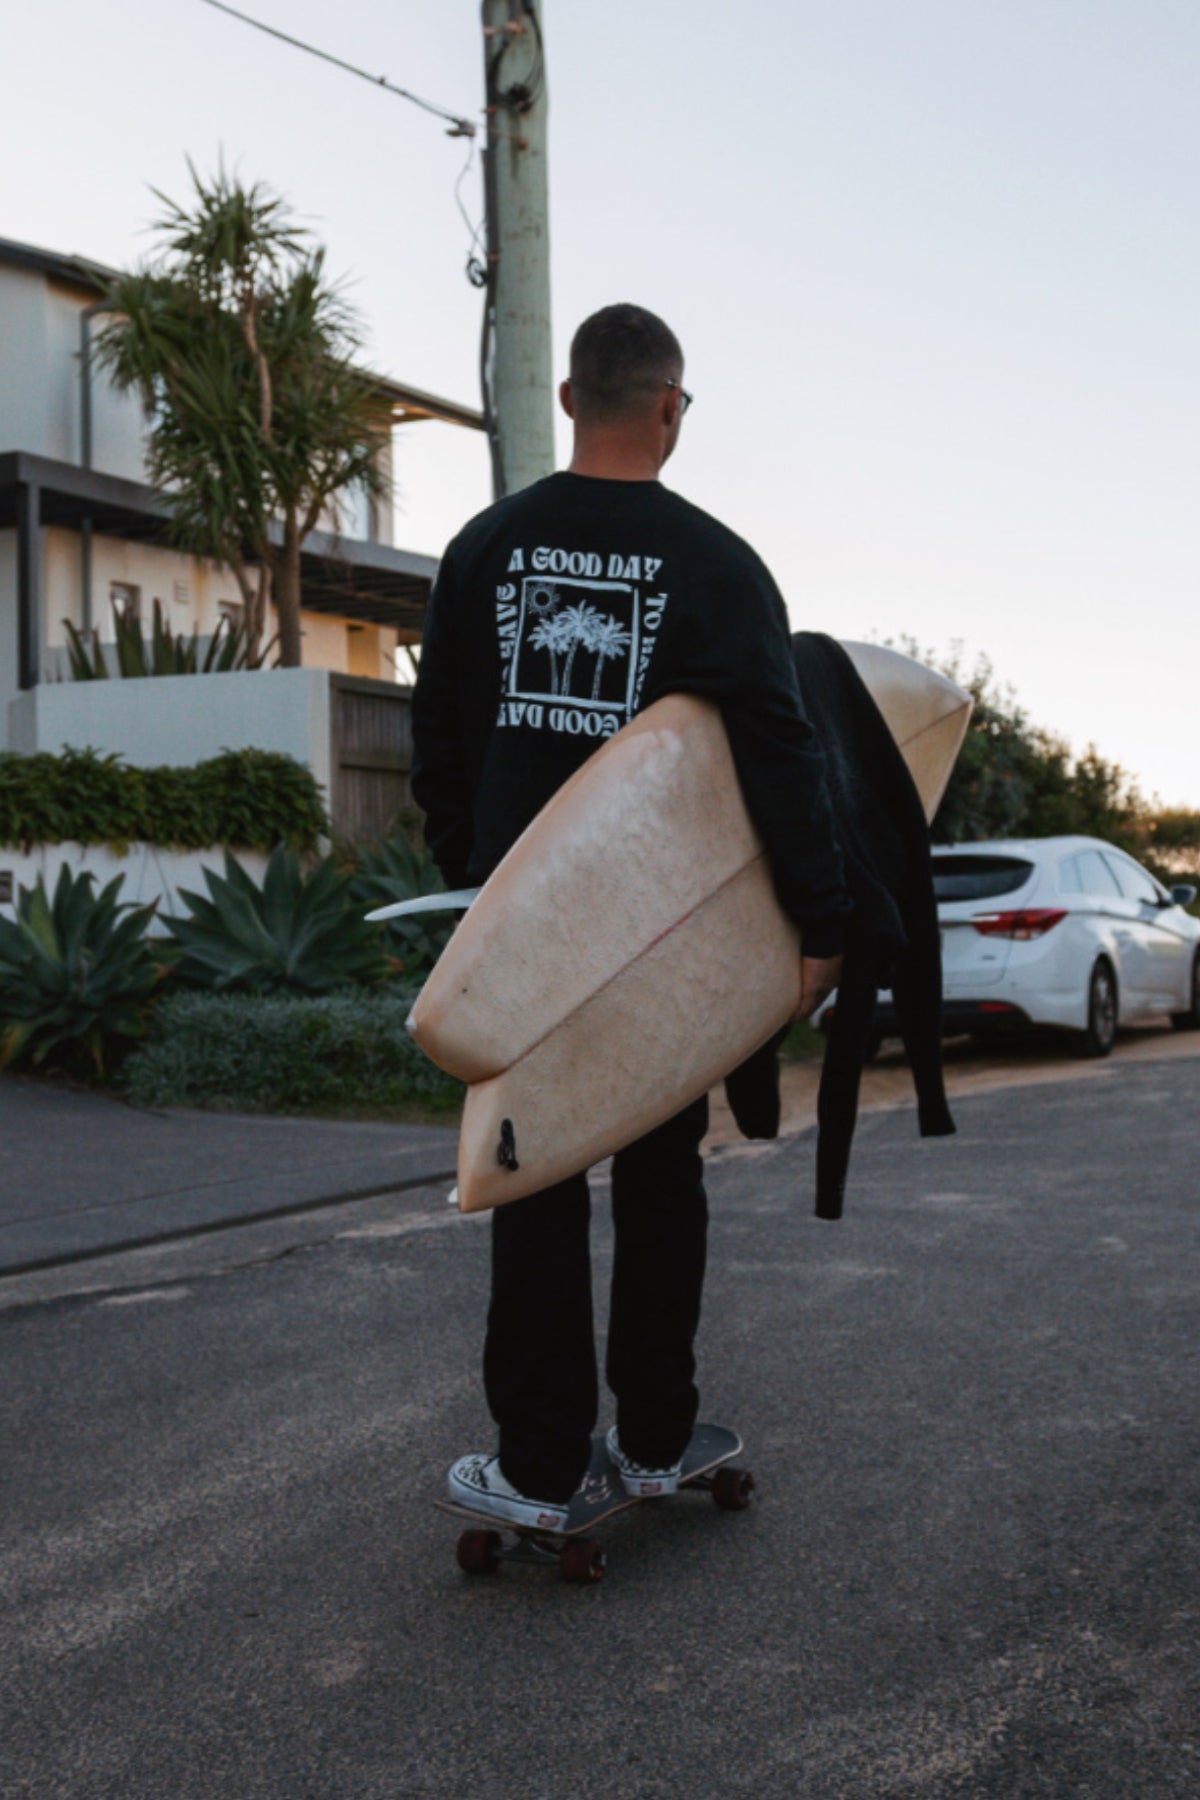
left=528, top=613, right=573, bottom=694
left=93, top=162, right=389, bottom=666
left=559, top=602, right=603, bottom=697
left=589, top=614, right=634, bottom=700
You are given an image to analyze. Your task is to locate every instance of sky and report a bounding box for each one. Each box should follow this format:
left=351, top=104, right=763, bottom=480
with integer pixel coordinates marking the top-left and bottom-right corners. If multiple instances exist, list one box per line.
left=3, top=0, right=1198, bottom=804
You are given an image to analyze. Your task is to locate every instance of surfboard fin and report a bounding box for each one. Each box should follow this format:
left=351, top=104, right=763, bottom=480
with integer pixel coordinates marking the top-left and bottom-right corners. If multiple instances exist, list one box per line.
left=364, top=887, right=481, bottom=924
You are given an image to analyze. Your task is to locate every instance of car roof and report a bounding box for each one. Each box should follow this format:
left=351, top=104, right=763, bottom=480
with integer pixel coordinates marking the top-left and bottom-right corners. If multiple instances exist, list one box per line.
left=929, top=835, right=1137, bottom=858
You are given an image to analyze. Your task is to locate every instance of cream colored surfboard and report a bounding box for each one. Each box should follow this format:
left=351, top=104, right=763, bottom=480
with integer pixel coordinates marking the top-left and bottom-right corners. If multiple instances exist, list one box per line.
left=406, top=642, right=970, bottom=1213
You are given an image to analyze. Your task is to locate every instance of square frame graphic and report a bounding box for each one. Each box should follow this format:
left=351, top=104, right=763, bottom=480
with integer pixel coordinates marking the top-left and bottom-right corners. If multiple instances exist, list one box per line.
left=508, top=576, right=641, bottom=714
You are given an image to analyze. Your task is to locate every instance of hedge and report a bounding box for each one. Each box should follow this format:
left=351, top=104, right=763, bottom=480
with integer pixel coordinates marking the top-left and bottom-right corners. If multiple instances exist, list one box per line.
left=121, top=989, right=462, bottom=1113
left=0, top=746, right=328, bottom=853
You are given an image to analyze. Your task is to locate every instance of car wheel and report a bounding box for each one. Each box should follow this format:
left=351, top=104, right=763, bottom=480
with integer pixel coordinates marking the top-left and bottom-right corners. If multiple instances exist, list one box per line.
left=1079, top=958, right=1117, bottom=1058
left=1170, top=952, right=1200, bottom=1031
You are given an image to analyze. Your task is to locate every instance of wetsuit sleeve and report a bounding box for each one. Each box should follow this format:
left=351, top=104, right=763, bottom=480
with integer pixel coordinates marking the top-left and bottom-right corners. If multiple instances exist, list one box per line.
left=651, top=570, right=851, bottom=956
left=410, top=547, right=474, bottom=889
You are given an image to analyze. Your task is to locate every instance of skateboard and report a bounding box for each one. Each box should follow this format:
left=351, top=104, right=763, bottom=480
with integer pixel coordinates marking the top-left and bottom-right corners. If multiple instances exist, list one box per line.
left=436, top=1423, right=754, bottom=1585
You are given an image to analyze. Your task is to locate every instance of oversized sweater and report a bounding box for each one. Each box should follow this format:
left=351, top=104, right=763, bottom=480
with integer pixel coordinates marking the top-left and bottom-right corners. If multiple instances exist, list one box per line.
left=411, top=472, right=852, bottom=955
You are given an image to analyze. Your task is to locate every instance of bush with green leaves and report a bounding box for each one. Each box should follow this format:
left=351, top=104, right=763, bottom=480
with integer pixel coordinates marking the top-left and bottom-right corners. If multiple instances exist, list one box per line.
left=63, top=596, right=271, bottom=679
left=165, top=845, right=389, bottom=993
left=345, top=829, right=453, bottom=979
left=121, top=988, right=460, bottom=1113
left=0, top=866, right=166, bottom=1073
left=0, top=746, right=327, bottom=852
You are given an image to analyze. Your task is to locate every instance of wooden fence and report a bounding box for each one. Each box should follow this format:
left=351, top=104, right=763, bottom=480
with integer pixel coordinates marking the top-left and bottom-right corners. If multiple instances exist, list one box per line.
left=328, top=674, right=416, bottom=844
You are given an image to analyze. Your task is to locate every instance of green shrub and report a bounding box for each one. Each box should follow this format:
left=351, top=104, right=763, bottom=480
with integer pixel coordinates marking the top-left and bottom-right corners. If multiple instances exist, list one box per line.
left=0, top=746, right=327, bottom=852
left=121, top=988, right=461, bottom=1113
left=344, top=829, right=453, bottom=980
left=165, top=845, right=389, bottom=993
left=0, top=866, right=166, bottom=1073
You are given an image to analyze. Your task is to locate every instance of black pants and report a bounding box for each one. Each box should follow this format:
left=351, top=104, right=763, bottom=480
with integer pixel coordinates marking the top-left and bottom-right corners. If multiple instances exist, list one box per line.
left=483, top=1096, right=709, bottom=1503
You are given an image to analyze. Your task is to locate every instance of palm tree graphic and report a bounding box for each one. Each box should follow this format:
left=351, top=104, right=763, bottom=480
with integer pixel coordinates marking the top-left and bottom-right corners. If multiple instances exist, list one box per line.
left=589, top=614, right=634, bottom=700
left=529, top=613, right=574, bottom=694
left=559, top=601, right=603, bottom=696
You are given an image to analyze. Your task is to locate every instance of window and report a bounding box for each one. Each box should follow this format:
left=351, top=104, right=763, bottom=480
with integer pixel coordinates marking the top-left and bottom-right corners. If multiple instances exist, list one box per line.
left=109, top=581, right=141, bottom=621
left=1057, top=858, right=1083, bottom=894
left=1104, top=854, right=1162, bottom=906
left=931, top=854, right=1035, bottom=902
left=1074, top=850, right=1122, bottom=897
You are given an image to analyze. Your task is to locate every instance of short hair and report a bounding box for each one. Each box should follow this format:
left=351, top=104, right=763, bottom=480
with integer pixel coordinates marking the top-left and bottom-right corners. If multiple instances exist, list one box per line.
left=568, top=304, right=684, bottom=423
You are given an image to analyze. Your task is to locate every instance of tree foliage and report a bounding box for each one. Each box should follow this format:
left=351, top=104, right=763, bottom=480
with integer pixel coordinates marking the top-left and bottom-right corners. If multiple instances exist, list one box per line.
left=1131, top=808, right=1200, bottom=881
left=93, top=162, right=389, bottom=666
left=881, top=640, right=1143, bottom=848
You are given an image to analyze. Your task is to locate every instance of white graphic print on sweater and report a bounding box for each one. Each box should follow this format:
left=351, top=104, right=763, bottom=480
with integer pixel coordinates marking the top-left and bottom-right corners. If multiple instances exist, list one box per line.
left=494, top=545, right=667, bottom=740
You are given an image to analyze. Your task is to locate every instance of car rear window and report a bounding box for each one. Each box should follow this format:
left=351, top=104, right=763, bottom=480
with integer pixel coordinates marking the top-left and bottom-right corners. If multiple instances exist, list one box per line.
left=931, top=854, right=1036, bottom=901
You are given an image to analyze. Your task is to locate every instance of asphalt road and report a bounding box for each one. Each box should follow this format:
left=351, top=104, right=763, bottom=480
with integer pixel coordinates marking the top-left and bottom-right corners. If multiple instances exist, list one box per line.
left=2, top=1053, right=1198, bottom=1799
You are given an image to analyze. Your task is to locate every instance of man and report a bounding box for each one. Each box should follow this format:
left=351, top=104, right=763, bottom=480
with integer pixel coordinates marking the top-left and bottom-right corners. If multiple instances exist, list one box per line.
left=411, top=303, right=850, bottom=1530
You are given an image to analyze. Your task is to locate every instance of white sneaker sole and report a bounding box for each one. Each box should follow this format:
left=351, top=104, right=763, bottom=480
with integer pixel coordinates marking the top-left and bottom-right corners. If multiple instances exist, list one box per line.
left=616, top=1472, right=681, bottom=1498
left=447, top=1470, right=568, bottom=1533
left=605, top=1429, right=682, bottom=1497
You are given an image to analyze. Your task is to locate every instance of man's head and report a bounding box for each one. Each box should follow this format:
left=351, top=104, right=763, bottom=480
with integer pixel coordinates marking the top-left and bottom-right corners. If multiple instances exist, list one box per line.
left=560, top=304, right=689, bottom=476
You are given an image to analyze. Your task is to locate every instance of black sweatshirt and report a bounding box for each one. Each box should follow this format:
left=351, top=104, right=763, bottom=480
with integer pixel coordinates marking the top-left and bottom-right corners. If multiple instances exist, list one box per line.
left=410, top=472, right=851, bottom=956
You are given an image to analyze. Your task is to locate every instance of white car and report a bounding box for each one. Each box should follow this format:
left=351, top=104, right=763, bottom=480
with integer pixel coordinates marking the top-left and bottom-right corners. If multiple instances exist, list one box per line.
left=821, top=835, right=1200, bottom=1057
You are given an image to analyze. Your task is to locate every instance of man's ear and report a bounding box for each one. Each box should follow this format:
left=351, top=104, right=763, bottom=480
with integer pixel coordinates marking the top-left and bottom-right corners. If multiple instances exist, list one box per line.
left=559, top=378, right=575, bottom=419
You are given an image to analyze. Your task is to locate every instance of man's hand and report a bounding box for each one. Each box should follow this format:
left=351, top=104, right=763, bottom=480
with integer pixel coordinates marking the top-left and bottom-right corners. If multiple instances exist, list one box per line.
left=794, top=954, right=844, bottom=1024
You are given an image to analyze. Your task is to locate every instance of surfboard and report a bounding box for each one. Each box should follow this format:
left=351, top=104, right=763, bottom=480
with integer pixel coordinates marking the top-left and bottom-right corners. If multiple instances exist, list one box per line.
left=394, top=641, right=971, bottom=1212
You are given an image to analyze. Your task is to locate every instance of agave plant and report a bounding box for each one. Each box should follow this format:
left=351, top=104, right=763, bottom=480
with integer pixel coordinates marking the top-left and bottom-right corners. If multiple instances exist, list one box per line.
left=345, top=830, right=453, bottom=979
left=63, top=596, right=272, bottom=680
left=0, top=866, right=165, bottom=1073
left=165, top=847, right=390, bottom=993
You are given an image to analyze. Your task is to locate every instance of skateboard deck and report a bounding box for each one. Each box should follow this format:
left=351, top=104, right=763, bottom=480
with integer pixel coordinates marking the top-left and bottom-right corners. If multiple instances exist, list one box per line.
left=438, top=1423, right=753, bottom=1582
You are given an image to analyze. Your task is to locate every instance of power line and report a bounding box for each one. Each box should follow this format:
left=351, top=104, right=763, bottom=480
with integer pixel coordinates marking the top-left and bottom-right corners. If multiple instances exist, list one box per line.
left=197, top=0, right=476, bottom=137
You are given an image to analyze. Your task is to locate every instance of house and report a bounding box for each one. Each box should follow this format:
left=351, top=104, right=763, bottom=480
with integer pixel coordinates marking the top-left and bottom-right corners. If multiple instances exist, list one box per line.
left=0, top=234, right=484, bottom=836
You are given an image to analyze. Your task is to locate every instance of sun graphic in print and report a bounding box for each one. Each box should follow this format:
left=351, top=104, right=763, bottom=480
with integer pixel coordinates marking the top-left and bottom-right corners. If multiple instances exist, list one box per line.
left=526, top=581, right=558, bottom=617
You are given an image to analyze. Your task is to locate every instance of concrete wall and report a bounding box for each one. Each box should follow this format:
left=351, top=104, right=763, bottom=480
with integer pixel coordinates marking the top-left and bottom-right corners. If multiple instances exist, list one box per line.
left=0, top=842, right=269, bottom=935
left=6, top=667, right=334, bottom=809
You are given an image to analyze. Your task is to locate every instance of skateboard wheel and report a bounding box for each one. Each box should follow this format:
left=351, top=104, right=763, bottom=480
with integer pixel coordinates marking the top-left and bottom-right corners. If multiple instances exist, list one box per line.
left=711, top=1467, right=756, bottom=1512
left=456, top=1528, right=503, bottom=1575
left=559, top=1537, right=606, bottom=1584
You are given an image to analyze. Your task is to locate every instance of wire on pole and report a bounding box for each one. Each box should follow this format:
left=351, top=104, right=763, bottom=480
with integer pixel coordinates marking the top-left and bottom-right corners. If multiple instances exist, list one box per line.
left=197, top=0, right=476, bottom=137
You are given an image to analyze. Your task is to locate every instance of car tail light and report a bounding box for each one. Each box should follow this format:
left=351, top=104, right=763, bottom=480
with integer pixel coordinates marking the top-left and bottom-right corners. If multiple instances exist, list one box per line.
left=971, top=908, right=1067, bottom=940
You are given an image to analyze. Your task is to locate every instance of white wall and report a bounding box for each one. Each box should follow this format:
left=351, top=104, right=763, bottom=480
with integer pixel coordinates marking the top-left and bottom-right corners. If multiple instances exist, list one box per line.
left=0, top=264, right=148, bottom=477
left=0, top=841, right=269, bottom=934
left=0, top=264, right=49, bottom=454
left=6, top=667, right=333, bottom=807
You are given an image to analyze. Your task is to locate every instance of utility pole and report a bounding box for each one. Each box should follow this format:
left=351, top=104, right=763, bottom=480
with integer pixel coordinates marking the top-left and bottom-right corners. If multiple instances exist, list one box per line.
left=481, top=0, right=554, bottom=498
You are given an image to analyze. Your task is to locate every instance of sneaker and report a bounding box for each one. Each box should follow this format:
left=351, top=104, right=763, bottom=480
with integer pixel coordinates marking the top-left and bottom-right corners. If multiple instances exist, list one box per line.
left=605, top=1426, right=683, bottom=1497
left=447, top=1455, right=570, bottom=1532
